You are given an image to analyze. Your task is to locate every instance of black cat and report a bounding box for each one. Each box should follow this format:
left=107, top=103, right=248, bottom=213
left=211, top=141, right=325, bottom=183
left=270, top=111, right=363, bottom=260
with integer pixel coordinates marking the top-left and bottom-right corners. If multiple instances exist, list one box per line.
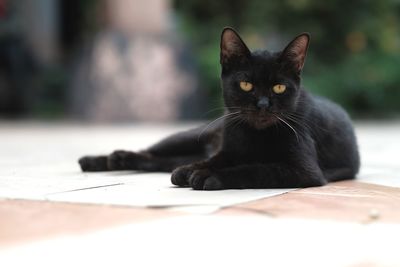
left=79, top=27, right=360, bottom=190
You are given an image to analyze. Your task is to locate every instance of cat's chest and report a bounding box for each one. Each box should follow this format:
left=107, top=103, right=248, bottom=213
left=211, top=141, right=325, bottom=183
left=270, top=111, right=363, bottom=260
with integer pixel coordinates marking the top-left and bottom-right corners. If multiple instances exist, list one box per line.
left=223, top=127, right=291, bottom=162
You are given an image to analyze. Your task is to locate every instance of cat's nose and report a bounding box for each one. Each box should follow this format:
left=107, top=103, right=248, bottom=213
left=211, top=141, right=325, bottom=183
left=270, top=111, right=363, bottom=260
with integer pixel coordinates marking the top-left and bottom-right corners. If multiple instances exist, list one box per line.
left=257, top=97, right=270, bottom=109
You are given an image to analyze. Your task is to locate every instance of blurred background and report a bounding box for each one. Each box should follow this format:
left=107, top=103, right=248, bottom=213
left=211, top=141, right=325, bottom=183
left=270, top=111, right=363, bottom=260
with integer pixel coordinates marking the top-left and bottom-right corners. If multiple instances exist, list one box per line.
left=1, top=0, right=400, bottom=122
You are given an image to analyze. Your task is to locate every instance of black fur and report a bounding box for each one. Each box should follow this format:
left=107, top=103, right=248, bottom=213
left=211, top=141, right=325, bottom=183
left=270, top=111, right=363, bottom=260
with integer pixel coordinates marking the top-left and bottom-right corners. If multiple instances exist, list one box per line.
left=79, top=27, right=360, bottom=190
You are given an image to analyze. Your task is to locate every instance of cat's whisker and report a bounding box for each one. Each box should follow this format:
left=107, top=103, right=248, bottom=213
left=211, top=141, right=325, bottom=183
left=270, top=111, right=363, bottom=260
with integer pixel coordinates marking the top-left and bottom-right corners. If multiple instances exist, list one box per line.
left=235, top=116, right=247, bottom=130
left=282, top=113, right=324, bottom=144
left=223, top=111, right=240, bottom=125
left=203, top=106, right=243, bottom=116
left=273, top=114, right=300, bottom=142
left=281, top=113, right=312, bottom=135
left=284, top=112, right=329, bottom=133
left=281, top=114, right=306, bottom=128
left=283, top=118, right=309, bottom=141
left=197, top=111, right=241, bottom=142
left=224, top=114, right=244, bottom=131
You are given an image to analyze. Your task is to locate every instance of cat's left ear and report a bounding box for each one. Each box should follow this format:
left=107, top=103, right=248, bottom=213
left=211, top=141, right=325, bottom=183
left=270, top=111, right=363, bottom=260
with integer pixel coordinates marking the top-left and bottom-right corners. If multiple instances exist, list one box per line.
left=279, top=33, right=310, bottom=73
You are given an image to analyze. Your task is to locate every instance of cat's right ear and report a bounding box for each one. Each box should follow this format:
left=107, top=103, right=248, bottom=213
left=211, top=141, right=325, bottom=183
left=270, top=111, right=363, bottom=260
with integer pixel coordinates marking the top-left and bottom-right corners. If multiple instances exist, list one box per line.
left=220, top=27, right=251, bottom=65
left=279, top=33, right=310, bottom=74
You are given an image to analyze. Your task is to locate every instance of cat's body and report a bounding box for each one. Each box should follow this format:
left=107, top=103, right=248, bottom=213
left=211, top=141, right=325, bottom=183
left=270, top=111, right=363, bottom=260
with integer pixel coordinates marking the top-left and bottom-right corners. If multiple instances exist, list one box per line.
left=79, top=28, right=360, bottom=190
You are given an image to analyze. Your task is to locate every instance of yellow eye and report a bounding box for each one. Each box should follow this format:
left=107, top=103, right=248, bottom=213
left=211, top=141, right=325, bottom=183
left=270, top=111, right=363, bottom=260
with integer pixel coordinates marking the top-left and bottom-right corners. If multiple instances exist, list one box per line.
left=273, top=84, right=286, bottom=94
left=239, top=81, right=253, bottom=92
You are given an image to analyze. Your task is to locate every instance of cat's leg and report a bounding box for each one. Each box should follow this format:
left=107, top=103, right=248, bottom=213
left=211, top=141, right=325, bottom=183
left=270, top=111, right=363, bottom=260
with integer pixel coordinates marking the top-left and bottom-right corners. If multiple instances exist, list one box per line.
left=79, top=126, right=219, bottom=172
left=189, top=163, right=326, bottom=190
left=172, top=157, right=326, bottom=190
left=79, top=155, right=109, bottom=172
left=105, top=150, right=205, bottom=172
left=171, top=141, right=327, bottom=189
left=79, top=149, right=205, bottom=173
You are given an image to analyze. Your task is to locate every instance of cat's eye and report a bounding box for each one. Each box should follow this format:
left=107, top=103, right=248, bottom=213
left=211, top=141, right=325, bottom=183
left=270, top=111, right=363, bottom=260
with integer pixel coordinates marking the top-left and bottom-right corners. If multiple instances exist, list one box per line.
left=272, top=84, right=286, bottom=94
left=239, top=81, right=253, bottom=92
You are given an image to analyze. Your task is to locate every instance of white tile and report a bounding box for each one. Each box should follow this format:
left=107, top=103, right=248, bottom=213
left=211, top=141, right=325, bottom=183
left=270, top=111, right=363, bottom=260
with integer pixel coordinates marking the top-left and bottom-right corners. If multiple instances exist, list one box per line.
left=47, top=172, right=292, bottom=212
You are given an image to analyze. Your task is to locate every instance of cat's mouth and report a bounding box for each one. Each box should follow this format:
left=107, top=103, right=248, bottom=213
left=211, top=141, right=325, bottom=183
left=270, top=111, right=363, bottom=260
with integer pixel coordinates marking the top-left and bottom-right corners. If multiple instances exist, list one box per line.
left=255, top=114, right=277, bottom=127
left=242, top=111, right=278, bottom=129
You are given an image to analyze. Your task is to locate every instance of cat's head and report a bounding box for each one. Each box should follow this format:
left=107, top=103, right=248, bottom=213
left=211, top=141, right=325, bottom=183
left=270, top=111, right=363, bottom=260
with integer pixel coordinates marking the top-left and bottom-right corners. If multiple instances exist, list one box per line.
left=220, top=27, right=310, bottom=129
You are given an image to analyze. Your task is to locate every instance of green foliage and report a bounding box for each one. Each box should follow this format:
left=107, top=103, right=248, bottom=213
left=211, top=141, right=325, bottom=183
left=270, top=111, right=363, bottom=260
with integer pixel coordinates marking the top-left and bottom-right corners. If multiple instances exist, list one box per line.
left=174, top=0, right=400, bottom=116
left=32, top=66, right=67, bottom=118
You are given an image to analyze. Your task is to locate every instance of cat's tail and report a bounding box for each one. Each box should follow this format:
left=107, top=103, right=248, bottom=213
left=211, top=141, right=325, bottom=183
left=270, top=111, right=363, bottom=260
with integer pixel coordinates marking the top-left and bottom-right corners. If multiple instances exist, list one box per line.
left=323, top=168, right=357, bottom=182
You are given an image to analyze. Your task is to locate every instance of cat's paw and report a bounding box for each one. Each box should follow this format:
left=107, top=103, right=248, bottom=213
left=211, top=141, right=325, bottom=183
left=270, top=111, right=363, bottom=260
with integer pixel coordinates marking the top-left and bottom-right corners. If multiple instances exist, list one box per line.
left=171, top=165, right=194, bottom=187
left=107, top=150, right=140, bottom=170
left=78, top=156, right=108, bottom=172
left=189, top=169, right=224, bottom=190
left=172, top=165, right=224, bottom=190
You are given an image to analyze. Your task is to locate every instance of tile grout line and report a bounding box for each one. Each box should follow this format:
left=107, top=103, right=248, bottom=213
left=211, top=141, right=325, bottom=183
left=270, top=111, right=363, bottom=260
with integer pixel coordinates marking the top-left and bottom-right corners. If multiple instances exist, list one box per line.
left=43, top=183, right=125, bottom=198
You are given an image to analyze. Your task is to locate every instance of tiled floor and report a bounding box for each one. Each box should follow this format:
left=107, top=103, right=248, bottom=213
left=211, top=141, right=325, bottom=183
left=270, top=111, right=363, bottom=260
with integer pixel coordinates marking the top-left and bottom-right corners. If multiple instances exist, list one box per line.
left=0, top=121, right=399, bottom=267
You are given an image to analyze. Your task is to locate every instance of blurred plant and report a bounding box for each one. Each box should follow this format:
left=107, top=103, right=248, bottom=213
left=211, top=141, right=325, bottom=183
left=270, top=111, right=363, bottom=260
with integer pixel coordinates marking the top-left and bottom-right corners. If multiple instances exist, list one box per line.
left=174, top=0, right=400, bottom=117
left=31, top=66, right=67, bottom=118
left=0, top=0, right=100, bottom=118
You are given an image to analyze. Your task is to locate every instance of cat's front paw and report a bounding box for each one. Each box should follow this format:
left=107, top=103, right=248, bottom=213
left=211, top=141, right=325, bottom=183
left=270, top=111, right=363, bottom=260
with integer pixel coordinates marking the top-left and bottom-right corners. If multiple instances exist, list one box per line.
left=107, top=150, right=141, bottom=170
left=189, top=169, right=224, bottom=190
left=79, top=156, right=108, bottom=172
left=171, top=165, right=194, bottom=187
left=171, top=166, right=224, bottom=190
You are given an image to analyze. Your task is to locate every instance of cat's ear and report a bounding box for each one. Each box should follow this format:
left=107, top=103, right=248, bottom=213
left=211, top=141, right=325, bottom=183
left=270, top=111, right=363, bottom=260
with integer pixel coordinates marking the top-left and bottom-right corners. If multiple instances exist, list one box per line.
left=279, top=33, right=310, bottom=73
left=220, top=27, right=251, bottom=65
